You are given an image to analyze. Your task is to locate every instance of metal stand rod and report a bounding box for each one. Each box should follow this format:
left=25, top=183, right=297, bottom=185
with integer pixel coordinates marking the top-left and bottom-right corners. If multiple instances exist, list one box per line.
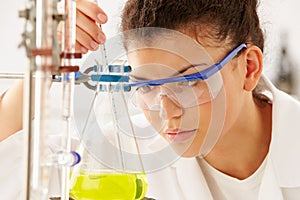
left=0, top=72, right=24, bottom=79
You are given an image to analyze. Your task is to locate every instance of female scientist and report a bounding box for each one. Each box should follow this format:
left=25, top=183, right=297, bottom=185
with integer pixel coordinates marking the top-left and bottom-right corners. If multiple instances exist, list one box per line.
left=117, top=1, right=300, bottom=199
left=1, top=0, right=300, bottom=199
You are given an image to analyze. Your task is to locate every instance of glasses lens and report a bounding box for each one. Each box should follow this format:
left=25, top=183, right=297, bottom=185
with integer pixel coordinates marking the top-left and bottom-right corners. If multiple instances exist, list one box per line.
left=130, top=74, right=222, bottom=110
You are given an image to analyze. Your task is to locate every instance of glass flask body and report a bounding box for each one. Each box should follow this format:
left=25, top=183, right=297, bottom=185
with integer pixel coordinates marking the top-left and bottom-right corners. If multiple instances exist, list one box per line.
left=69, top=145, right=148, bottom=200
left=71, top=82, right=148, bottom=200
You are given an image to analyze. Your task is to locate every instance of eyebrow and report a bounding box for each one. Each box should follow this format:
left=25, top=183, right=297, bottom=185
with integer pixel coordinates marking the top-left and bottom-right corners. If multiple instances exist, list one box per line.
left=129, top=63, right=208, bottom=81
left=173, top=63, right=208, bottom=76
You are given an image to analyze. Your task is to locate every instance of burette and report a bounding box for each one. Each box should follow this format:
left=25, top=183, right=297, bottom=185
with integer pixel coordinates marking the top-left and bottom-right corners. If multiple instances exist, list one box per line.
left=59, top=0, right=82, bottom=199
left=77, top=0, right=145, bottom=173
left=78, top=0, right=124, bottom=164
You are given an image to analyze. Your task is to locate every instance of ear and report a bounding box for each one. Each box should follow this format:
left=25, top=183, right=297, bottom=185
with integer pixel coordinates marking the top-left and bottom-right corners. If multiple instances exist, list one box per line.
left=243, top=45, right=263, bottom=91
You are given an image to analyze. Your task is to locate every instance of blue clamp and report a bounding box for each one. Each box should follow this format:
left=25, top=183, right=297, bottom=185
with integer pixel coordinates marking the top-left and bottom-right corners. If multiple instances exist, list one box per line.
left=91, top=74, right=129, bottom=83
left=93, top=64, right=132, bottom=73
left=75, top=64, right=132, bottom=92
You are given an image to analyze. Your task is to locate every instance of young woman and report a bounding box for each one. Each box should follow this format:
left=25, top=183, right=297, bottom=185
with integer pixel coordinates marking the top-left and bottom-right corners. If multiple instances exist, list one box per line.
left=1, top=0, right=300, bottom=199
left=117, top=0, right=300, bottom=199
left=57, top=0, right=300, bottom=199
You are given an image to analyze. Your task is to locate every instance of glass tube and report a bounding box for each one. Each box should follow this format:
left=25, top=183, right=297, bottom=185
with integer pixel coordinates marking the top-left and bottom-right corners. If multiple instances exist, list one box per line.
left=59, top=0, right=77, bottom=199
left=24, top=0, right=54, bottom=199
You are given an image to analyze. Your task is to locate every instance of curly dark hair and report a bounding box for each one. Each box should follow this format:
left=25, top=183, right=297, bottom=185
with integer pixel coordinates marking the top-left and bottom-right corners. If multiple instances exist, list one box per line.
left=121, top=0, right=264, bottom=51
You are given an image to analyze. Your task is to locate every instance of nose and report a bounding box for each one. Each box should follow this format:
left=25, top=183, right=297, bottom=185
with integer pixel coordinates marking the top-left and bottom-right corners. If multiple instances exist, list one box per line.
left=159, top=94, right=183, bottom=120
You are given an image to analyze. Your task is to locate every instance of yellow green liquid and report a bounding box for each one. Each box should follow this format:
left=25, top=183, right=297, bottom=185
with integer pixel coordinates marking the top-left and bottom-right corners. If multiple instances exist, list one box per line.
left=69, top=172, right=148, bottom=200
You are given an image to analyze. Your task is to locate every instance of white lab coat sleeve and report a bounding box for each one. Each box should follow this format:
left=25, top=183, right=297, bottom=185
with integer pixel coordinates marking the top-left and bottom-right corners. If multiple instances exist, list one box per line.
left=0, top=130, right=25, bottom=200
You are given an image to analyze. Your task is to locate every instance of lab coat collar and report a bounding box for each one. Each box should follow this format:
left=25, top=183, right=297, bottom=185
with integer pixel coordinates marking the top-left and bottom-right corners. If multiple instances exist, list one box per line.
left=172, top=155, right=285, bottom=200
left=258, top=158, right=284, bottom=200
left=259, top=75, right=300, bottom=187
left=171, top=157, right=214, bottom=200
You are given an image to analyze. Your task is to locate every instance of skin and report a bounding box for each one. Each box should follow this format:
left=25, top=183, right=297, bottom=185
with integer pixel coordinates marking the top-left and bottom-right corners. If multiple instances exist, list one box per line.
left=0, top=0, right=107, bottom=141
left=0, top=80, right=24, bottom=141
left=128, top=37, right=272, bottom=180
left=203, top=43, right=273, bottom=180
left=59, top=0, right=108, bottom=53
left=0, top=1, right=272, bottom=181
left=128, top=48, right=211, bottom=157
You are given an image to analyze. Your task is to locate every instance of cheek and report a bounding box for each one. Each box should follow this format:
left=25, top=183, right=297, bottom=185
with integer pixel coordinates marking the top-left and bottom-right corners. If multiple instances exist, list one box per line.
left=175, top=106, right=214, bottom=158
left=188, top=86, right=228, bottom=156
left=198, top=103, right=211, bottom=130
left=140, top=101, right=221, bottom=158
left=221, top=74, right=245, bottom=134
left=142, top=104, right=211, bottom=132
left=142, top=110, right=165, bottom=132
left=181, top=103, right=212, bottom=157
left=222, top=92, right=244, bottom=135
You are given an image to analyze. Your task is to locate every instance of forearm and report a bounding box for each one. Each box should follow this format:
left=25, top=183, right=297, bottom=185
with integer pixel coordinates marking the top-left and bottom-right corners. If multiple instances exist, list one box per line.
left=0, top=80, right=24, bottom=141
left=0, top=0, right=107, bottom=142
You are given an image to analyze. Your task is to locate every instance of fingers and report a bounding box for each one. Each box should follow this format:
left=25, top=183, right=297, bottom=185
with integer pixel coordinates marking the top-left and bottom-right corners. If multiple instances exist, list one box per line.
left=58, top=0, right=108, bottom=54
left=76, top=1, right=107, bottom=53
left=76, top=9, right=106, bottom=51
left=76, top=26, right=99, bottom=51
left=76, top=0, right=108, bottom=24
left=75, top=42, right=88, bottom=54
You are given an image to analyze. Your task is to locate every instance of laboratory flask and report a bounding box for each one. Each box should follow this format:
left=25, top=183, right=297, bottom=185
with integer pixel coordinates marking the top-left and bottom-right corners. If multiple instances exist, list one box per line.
left=69, top=144, right=147, bottom=200
left=70, top=64, right=148, bottom=200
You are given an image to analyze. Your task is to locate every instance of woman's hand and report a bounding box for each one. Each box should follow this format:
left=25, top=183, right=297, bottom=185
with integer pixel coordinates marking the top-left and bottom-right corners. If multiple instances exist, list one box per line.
left=58, top=0, right=108, bottom=54
left=0, top=0, right=108, bottom=141
left=76, top=0, right=107, bottom=53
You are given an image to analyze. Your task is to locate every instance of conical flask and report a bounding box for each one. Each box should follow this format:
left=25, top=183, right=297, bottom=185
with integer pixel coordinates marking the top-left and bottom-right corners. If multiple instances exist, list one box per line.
left=69, top=144, right=147, bottom=200
left=69, top=63, right=148, bottom=200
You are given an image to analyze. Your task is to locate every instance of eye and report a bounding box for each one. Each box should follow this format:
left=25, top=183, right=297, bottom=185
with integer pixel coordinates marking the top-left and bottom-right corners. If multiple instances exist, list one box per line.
left=137, top=85, right=155, bottom=94
left=177, top=80, right=198, bottom=87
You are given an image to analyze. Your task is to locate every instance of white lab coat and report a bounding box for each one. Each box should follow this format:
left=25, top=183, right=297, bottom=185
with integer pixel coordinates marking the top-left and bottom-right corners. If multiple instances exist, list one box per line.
left=145, top=75, right=300, bottom=200
left=1, top=74, right=300, bottom=200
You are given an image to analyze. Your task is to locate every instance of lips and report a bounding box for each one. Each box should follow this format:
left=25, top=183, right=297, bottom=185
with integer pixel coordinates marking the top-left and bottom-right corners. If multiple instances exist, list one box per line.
left=164, top=128, right=197, bottom=143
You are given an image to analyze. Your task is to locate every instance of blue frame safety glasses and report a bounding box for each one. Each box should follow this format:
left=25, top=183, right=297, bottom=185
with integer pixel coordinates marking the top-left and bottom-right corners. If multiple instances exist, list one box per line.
left=128, top=43, right=247, bottom=110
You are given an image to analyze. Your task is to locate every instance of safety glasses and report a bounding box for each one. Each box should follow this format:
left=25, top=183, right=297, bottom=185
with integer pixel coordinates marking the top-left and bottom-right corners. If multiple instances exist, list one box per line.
left=128, top=43, right=247, bottom=110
